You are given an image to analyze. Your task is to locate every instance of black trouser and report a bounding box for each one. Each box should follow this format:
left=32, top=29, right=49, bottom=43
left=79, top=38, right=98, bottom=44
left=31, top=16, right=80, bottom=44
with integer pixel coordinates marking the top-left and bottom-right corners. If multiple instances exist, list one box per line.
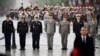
left=97, top=19, right=99, bottom=25
left=19, top=33, right=26, bottom=49
left=4, top=33, right=11, bottom=50
left=32, top=33, right=40, bottom=49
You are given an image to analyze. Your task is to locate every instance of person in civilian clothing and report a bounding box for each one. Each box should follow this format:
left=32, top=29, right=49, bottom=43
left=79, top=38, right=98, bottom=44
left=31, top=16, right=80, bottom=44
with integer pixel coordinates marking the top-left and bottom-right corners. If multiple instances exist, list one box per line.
left=74, top=27, right=95, bottom=56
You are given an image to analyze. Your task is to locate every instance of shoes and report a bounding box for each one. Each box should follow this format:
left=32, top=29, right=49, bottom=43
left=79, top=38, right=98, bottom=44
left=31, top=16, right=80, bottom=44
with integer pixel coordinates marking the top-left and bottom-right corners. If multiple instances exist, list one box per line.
left=20, top=48, right=25, bottom=50
left=33, top=48, right=39, bottom=50
left=48, top=48, right=53, bottom=50
left=95, top=47, right=99, bottom=49
left=33, top=48, right=35, bottom=50
left=5, top=49, right=11, bottom=51
left=37, top=48, right=39, bottom=50
left=61, top=48, right=67, bottom=50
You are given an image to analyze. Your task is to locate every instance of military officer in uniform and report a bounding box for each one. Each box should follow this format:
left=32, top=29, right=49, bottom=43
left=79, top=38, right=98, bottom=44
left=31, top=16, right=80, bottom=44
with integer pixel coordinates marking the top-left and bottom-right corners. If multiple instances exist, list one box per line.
left=17, top=17, right=28, bottom=50
left=2, top=15, right=14, bottom=51
left=44, top=12, right=56, bottom=50
left=88, top=16, right=98, bottom=38
left=30, top=15, right=42, bottom=50
left=88, top=16, right=98, bottom=48
left=73, top=14, right=84, bottom=38
left=59, top=15, right=70, bottom=50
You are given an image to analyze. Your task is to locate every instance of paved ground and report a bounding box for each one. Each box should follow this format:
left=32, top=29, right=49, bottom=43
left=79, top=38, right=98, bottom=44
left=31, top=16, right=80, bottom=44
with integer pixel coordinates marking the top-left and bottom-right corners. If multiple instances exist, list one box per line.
left=0, top=16, right=100, bottom=56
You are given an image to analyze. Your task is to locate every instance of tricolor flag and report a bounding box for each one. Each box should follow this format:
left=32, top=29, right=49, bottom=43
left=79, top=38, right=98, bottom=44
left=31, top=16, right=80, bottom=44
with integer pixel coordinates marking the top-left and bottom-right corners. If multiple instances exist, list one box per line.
left=78, top=0, right=82, bottom=7
left=93, top=0, right=96, bottom=7
left=85, top=0, right=90, bottom=7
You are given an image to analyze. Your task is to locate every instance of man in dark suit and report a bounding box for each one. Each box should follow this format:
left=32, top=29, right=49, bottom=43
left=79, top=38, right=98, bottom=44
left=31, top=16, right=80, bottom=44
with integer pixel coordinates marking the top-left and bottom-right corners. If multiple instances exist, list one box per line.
left=30, top=15, right=42, bottom=50
left=17, top=17, right=28, bottom=50
left=74, top=27, right=95, bottom=56
left=73, top=14, right=84, bottom=38
left=2, top=15, right=14, bottom=51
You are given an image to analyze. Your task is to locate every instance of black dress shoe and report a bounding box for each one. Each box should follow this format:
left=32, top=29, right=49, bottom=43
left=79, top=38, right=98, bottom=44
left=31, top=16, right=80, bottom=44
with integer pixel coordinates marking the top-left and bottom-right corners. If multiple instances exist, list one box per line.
left=95, top=47, right=99, bottom=49
left=48, top=48, right=53, bottom=50
left=22, top=48, right=25, bottom=50
left=6, top=49, right=11, bottom=51
left=33, top=48, right=35, bottom=50
left=37, top=48, right=39, bottom=50
left=61, top=48, right=64, bottom=50
left=61, top=48, right=67, bottom=50
left=20, top=48, right=23, bottom=50
left=20, top=48, right=25, bottom=50
left=64, top=48, right=67, bottom=50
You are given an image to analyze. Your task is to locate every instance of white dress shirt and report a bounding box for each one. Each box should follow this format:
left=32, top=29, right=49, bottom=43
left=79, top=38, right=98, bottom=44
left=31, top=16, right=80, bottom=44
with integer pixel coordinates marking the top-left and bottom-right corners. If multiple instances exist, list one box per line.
left=81, top=36, right=86, bottom=43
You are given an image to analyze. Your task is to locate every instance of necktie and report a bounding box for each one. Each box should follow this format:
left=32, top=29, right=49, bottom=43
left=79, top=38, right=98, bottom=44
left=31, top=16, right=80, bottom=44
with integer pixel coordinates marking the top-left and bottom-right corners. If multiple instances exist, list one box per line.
left=83, top=37, right=86, bottom=43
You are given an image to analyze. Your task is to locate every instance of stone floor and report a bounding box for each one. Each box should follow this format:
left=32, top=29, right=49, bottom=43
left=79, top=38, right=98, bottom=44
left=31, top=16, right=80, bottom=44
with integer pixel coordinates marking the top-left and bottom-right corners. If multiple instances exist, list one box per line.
left=0, top=16, right=100, bottom=56
left=0, top=45, right=100, bottom=56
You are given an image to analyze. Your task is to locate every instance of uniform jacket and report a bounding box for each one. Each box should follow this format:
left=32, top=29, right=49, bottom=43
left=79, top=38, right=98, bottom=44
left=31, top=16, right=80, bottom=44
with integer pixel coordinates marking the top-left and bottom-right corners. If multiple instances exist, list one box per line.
left=59, top=21, right=70, bottom=34
left=73, top=21, right=84, bottom=34
left=2, top=20, right=14, bottom=33
left=30, top=20, right=42, bottom=34
left=88, top=21, right=98, bottom=35
left=44, top=19, right=56, bottom=34
left=17, top=21, right=28, bottom=34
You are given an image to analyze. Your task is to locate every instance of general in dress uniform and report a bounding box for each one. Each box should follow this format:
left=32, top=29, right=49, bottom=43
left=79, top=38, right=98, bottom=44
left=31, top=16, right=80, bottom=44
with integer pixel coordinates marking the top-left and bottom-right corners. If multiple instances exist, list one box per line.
left=30, top=15, right=42, bottom=50
left=44, top=13, right=56, bottom=50
left=17, top=17, right=28, bottom=50
left=59, top=15, right=70, bottom=50
left=73, top=14, right=84, bottom=38
left=2, top=15, right=14, bottom=51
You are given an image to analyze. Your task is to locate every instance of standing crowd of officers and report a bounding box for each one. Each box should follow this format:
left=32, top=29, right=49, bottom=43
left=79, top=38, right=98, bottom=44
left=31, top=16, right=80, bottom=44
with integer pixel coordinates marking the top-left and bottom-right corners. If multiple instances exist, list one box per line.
left=2, top=3, right=100, bottom=56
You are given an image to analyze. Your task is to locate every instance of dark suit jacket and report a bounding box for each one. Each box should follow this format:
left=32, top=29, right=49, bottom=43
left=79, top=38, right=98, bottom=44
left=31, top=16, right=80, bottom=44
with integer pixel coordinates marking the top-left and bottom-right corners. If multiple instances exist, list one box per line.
left=74, top=35, right=95, bottom=56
